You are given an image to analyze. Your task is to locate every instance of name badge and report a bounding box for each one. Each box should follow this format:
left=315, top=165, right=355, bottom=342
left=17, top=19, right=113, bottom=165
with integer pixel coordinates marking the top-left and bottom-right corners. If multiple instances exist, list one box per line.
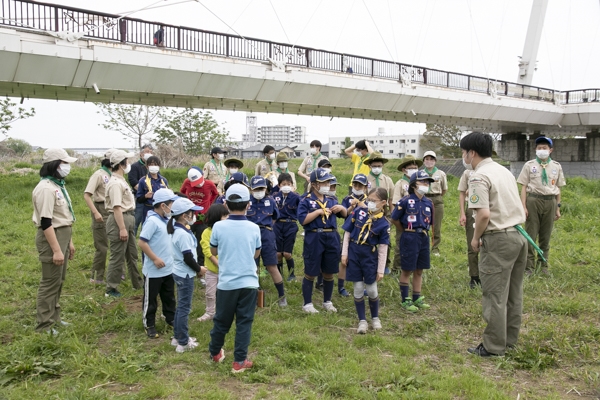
left=425, top=207, right=431, bottom=212
left=265, top=200, right=271, bottom=206
left=408, top=215, right=417, bottom=222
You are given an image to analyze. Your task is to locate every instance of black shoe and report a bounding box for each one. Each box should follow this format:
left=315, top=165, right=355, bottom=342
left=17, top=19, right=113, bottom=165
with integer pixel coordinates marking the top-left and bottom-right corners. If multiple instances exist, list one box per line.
left=467, top=343, right=499, bottom=357
left=315, top=284, right=323, bottom=292
left=145, top=326, right=159, bottom=339
left=104, top=289, right=122, bottom=298
left=469, top=277, right=481, bottom=289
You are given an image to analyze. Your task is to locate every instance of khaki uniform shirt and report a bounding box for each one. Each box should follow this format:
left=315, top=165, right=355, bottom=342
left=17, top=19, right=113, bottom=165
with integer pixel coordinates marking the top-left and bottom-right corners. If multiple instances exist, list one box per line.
left=32, top=179, right=74, bottom=228
left=255, top=158, right=277, bottom=177
left=367, top=172, right=394, bottom=198
left=298, top=153, right=329, bottom=177
left=84, top=168, right=111, bottom=203
left=517, top=159, right=565, bottom=196
left=457, top=169, right=471, bottom=192
left=105, top=174, right=135, bottom=212
left=468, top=158, right=526, bottom=231
left=203, top=159, right=227, bottom=193
left=424, top=168, right=448, bottom=195
left=392, top=175, right=411, bottom=204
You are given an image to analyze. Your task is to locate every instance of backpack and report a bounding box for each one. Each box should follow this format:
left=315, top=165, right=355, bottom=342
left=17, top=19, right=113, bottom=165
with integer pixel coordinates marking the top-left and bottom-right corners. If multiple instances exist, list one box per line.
left=153, top=31, right=158, bottom=45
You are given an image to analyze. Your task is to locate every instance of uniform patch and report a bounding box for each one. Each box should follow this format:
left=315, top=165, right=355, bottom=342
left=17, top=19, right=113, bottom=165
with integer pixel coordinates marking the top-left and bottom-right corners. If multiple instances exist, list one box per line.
left=275, top=196, right=280, bottom=202
left=264, top=200, right=271, bottom=206
left=403, top=184, right=409, bottom=191
left=531, top=166, right=537, bottom=173
left=358, top=210, right=367, bottom=218
left=552, top=169, right=557, bottom=175
left=408, top=215, right=417, bottom=222
left=103, top=175, right=109, bottom=184
left=551, top=179, right=556, bottom=185
left=425, top=207, right=431, bottom=212
left=55, top=190, right=64, bottom=200
left=408, top=199, right=415, bottom=205
left=470, top=194, right=479, bottom=203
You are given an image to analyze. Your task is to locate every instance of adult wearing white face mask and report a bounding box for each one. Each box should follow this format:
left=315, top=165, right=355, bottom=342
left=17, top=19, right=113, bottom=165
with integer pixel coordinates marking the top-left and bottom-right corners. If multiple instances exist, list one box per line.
left=203, top=147, right=228, bottom=195
left=269, top=152, right=297, bottom=192
left=364, top=152, right=394, bottom=210
left=421, top=151, right=448, bottom=257
left=255, top=145, right=278, bottom=178
left=517, top=136, right=565, bottom=275
left=298, top=140, right=329, bottom=193
left=32, top=148, right=77, bottom=334
left=105, top=149, right=144, bottom=297
left=136, top=156, right=169, bottom=228
left=129, top=144, right=153, bottom=236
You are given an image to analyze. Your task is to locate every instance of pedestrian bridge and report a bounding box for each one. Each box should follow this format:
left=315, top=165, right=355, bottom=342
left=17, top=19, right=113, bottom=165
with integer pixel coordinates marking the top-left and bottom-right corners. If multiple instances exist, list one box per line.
left=1, top=0, right=599, bottom=134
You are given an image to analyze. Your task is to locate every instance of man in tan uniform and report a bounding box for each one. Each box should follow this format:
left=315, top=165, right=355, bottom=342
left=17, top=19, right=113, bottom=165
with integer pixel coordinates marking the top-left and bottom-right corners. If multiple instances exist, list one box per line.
left=203, top=147, right=228, bottom=194
left=105, top=149, right=144, bottom=297
left=83, top=148, right=116, bottom=284
left=422, top=151, right=448, bottom=256
left=517, top=136, right=565, bottom=275
left=458, top=169, right=479, bottom=288
left=255, top=145, right=277, bottom=177
left=461, top=132, right=527, bottom=357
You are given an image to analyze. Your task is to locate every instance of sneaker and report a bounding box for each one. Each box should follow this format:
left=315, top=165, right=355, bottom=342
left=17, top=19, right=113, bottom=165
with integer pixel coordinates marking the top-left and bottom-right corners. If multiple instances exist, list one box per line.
left=197, top=313, right=214, bottom=322
left=105, top=289, right=122, bottom=298
left=322, top=301, right=337, bottom=313
left=413, top=297, right=431, bottom=309
left=171, top=337, right=197, bottom=346
left=401, top=298, right=418, bottom=313
left=145, top=327, right=159, bottom=339
left=89, top=278, right=104, bottom=285
left=467, top=343, right=500, bottom=357
left=432, top=249, right=440, bottom=257
left=175, top=341, right=198, bottom=353
left=59, top=320, right=71, bottom=327
left=384, top=267, right=391, bottom=275
left=232, top=359, right=253, bottom=373
left=302, top=303, right=319, bottom=314
left=286, top=274, right=296, bottom=282
left=278, top=296, right=288, bottom=307
left=211, top=349, right=225, bottom=363
left=357, top=320, right=368, bottom=334
left=338, top=288, right=350, bottom=297
left=315, top=283, right=323, bottom=292
left=200, top=278, right=207, bottom=287
left=371, top=317, right=382, bottom=330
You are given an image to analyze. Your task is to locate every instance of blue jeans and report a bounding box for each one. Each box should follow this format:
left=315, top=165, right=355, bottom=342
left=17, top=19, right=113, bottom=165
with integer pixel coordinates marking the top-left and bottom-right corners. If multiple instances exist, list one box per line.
left=173, top=274, right=195, bottom=346
left=134, top=203, right=144, bottom=236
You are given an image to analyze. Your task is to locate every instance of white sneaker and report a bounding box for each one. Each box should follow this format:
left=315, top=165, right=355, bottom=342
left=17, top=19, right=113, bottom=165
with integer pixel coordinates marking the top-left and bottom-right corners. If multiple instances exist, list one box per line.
left=171, top=336, right=197, bottom=346
left=322, top=301, right=337, bottom=313
left=200, top=278, right=207, bottom=286
left=176, top=340, right=198, bottom=353
left=372, top=317, right=382, bottom=330
left=302, top=303, right=319, bottom=313
left=357, top=320, right=368, bottom=334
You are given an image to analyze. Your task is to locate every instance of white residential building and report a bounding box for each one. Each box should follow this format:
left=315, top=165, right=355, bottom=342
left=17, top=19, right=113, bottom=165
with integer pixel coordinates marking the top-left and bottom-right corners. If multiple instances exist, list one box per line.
left=328, top=130, right=422, bottom=159
left=258, top=125, right=306, bottom=146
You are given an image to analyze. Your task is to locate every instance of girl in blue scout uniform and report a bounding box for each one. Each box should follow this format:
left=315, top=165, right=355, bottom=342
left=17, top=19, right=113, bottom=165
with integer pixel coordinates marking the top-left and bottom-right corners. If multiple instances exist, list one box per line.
left=341, top=187, right=390, bottom=334
left=298, top=168, right=348, bottom=313
left=138, top=188, right=179, bottom=339
left=272, top=173, right=300, bottom=282
left=214, top=172, right=249, bottom=205
left=247, top=176, right=287, bottom=307
left=136, top=156, right=169, bottom=226
left=314, top=175, right=342, bottom=293
left=391, top=170, right=435, bottom=312
left=167, top=198, right=207, bottom=353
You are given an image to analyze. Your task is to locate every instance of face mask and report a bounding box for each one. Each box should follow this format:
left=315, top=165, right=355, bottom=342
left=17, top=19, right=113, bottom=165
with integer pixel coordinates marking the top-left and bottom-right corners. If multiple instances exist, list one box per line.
left=417, top=186, right=429, bottom=195
left=58, top=163, right=71, bottom=178
left=310, top=147, right=317, bottom=155
left=367, top=201, right=379, bottom=212
left=536, top=149, right=550, bottom=160
left=352, top=188, right=364, bottom=196
left=253, top=190, right=265, bottom=200
left=148, top=166, right=160, bottom=174
left=280, top=186, right=292, bottom=194
left=322, top=168, right=331, bottom=173
left=163, top=205, right=172, bottom=219
left=143, top=153, right=151, bottom=161
left=371, top=167, right=382, bottom=175
left=185, top=214, right=196, bottom=225
left=405, top=168, right=418, bottom=178
left=269, top=153, right=276, bottom=160
left=228, top=168, right=238, bottom=174
left=318, top=186, right=329, bottom=195
left=424, top=160, right=435, bottom=169
left=123, top=164, right=131, bottom=174
left=463, top=152, right=473, bottom=171
left=218, top=153, right=224, bottom=160
left=279, top=162, right=288, bottom=169
left=329, top=190, right=336, bottom=197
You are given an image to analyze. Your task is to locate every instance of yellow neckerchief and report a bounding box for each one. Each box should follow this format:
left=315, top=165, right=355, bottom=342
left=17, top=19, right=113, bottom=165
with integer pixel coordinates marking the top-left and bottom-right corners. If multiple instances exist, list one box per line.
left=311, top=192, right=329, bottom=224
left=357, top=210, right=384, bottom=244
left=350, top=193, right=367, bottom=207
left=145, top=174, right=167, bottom=193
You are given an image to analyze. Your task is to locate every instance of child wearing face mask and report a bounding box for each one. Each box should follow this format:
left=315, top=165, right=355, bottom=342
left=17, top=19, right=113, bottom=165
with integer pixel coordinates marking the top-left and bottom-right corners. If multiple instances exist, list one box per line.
left=270, top=152, right=297, bottom=192
left=391, top=170, right=435, bottom=312
left=272, top=173, right=301, bottom=282
left=136, top=156, right=169, bottom=227
left=223, top=158, right=244, bottom=183
left=138, top=188, right=180, bottom=339
left=168, top=197, right=207, bottom=353
left=247, top=176, right=287, bottom=307
left=341, top=188, right=390, bottom=334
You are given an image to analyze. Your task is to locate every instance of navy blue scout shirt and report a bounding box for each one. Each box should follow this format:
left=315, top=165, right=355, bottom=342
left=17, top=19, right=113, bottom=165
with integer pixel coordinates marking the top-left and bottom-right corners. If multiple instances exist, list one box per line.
left=342, top=193, right=367, bottom=210
left=272, top=190, right=300, bottom=221
left=247, top=195, right=280, bottom=227
left=214, top=194, right=226, bottom=205
left=391, top=193, right=434, bottom=230
left=136, top=174, right=169, bottom=207
left=298, top=193, right=341, bottom=230
left=342, top=207, right=391, bottom=246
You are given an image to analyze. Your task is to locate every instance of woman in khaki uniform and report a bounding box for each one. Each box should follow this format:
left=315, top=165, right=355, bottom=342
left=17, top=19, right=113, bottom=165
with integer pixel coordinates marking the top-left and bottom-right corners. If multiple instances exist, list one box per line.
left=32, top=148, right=78, bottom=333
left=422, top=151, right=448, bottom=256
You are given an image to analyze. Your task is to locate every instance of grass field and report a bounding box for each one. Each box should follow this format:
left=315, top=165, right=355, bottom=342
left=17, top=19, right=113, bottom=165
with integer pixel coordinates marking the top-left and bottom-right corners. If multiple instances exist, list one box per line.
left=0, top=157, right=599, bottom=399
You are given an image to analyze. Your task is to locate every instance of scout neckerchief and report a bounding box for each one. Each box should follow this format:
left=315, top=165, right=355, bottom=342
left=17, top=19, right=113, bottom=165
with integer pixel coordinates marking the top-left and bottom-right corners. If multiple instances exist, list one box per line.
left=350, top=193, right=367, bottom=205
left=145, top=174, right=167, bottom=194
left=313, top=193, right=329, bottom=224
left=401, top=175, right=410, bottom=183
left=265, top=157, right=274, bottom=172
left=276, top=167, right=289, bottom=174
left=369, top=171, right=381, bottom=186
left=311, top=153, right=322, bottom=170
left=42, top=176, right=76, bottom=222
left=101, top=166, right=112, bottom=176
left=536, top=156, right=551, bottom=186
left=424, top=167, right=438, bottom=193
left=357, top=210, right=384, bottom=244
left=210, top=159, right=225, bottom=178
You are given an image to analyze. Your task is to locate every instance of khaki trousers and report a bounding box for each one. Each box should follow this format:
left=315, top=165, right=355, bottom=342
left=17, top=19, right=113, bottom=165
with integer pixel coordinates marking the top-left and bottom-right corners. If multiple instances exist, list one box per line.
left=35, top=226, right=71, bottom=331
left=465, top=208, right=479, bottom=277
left=479, top=230, right=527, bottom=355
left=106, top=212, right=143, bottom=290
left=91, top=202, right=109, bottom=281
left=429, top=195, right=444, bottom=251
left=525, top=196, right=556, bottom=270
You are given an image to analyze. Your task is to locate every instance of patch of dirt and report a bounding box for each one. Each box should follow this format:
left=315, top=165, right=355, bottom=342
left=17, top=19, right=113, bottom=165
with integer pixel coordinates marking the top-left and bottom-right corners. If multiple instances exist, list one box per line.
left=124, top=295, right=142, bottom=313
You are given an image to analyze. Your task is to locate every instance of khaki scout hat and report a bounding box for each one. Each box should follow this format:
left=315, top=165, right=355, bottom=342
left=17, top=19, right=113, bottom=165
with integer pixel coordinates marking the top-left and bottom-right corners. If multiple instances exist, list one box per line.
left=43, top=148, right=77, bottom=164
left=224, top=157, right=244, bottom=169
left=423, top=150, right=437, bottom=160
left=397, top=155, right=423, bottom=171
left=363, top=151, right=389, bottom=166
left=104, top=148, right=118, bottom=160
left=109, top=149, right=135, bottom=167
left=276, top=152, right=289, bottom=163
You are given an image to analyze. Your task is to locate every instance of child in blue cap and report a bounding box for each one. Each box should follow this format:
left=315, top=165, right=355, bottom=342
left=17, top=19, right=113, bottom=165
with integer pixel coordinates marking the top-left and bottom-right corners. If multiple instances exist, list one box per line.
left=272, top=172, right=301, bottom=282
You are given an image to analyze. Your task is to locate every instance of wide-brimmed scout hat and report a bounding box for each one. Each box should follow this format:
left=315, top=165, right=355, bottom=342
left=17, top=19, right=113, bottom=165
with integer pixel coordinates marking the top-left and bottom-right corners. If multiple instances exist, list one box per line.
left=397, top=155, right=423, bottom=171
left=364, top=151, right=389, bottom=166
left=224, top=157, right=244, bottom=168
left=276, top=152, right=289, bottom=163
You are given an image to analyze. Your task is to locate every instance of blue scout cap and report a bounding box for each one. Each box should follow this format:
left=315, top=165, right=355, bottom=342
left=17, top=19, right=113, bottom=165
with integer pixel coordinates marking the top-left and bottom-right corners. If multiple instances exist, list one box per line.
left=535, top=136, right=553, bottom=148
left=410, top=170, right=435, bottom=185
left=226, top=183, right=251, bottom=202
left=250, top=175, right=267, bottom=189
left=171, top=197, right=203, bottom=215
left=351, top=173, right=368, bottom=186
left=310, top=168, right=334, bottom=183
left=229, top=172, right=249, bottom=187
left=152, top=188, right=179, bottom=205
left=329, top=176, right=340, bottom=186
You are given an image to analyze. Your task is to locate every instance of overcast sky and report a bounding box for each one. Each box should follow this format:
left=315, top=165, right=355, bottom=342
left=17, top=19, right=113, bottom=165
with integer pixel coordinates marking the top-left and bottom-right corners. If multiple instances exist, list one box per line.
left=5, top=0, right=600, bottom=149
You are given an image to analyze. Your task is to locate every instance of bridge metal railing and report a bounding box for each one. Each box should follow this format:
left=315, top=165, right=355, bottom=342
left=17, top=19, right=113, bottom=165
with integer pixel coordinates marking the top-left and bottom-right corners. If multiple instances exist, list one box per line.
left=1, top=0, right=598, bottom=106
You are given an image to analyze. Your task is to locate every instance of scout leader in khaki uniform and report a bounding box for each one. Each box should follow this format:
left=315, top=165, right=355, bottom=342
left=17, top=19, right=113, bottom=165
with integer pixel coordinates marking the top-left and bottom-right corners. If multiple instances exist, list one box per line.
left=458, top=169, right=480, bottom=288
left=255, top=145, right=278, bottom=177
left=105, top=149, right=144, bottom=297
left=83, top=148, right=117, bottom=285
left=422, top=151, right=448, bottom=256
left=391, top=155, right=422, bottom=272
left=32, top=148, right=77, bottom=333
left=364, top=152, right=394, bottom=210
left=298, top=140, right=329, bottom=192
left=517, top=136, right=565, bottom=274
left=460, top=132, right=527, bottom=358
left=223, top=157, right=244, bottom=183
left=203, top=147, right=228, bottom=194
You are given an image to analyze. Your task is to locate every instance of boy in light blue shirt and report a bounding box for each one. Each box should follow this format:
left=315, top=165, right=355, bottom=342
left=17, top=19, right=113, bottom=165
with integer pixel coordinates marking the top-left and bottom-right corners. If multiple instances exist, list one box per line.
left=209, top=184, right=261, bottom=374
left=138, top=188, right=179, bottom=339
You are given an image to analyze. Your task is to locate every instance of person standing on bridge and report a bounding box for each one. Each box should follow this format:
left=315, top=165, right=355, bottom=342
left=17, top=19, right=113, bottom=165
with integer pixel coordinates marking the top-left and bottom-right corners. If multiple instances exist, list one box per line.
left=255, top=145, right=277, bottom=177
left=298, top=140, right=328, bottom=193
left=421, top=151, right=448, bottom=257
left=203, top=147, right=228, bottom=195
left=517, top=136, right=565, bottom=275
left=154, top=25, right=165, bottom=47
left=128, top=144, right=153, bottom=236
left=344, top=139, right=374, bottom=196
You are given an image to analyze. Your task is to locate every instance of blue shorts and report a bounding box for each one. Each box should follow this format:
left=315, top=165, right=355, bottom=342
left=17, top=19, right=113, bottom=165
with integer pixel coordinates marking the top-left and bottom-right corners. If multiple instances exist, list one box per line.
left=346, top=242, right=377, bottom=284
left=400, top=231, right=430, bottom=271
left=274, top=220, right=298, bottom=254
left=256, top=228, right=278, bottom=267
left=302, top=230, right=340, bottom=277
